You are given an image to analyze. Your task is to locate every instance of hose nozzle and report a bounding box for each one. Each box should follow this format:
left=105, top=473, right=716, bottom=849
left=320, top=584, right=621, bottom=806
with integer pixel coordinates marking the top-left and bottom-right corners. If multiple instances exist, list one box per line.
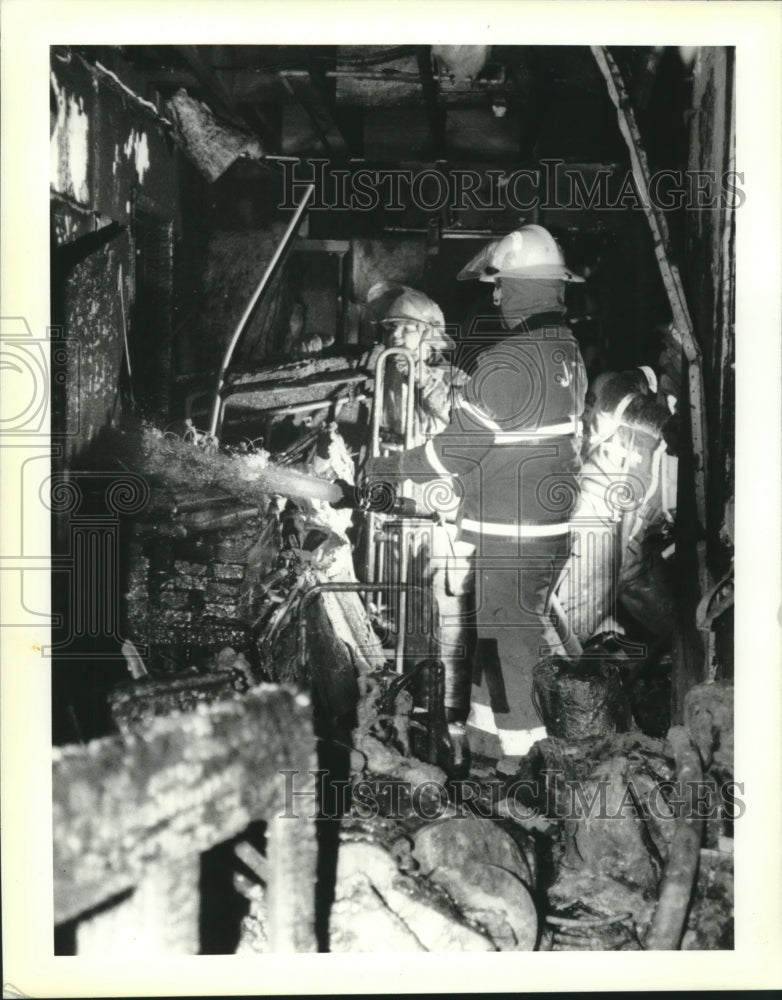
left=331, top=478, right=422, bottom=517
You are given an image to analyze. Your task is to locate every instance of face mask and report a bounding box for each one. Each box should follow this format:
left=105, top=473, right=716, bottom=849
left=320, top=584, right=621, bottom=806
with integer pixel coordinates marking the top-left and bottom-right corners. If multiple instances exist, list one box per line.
left=496, top=278, right=567, bottom=329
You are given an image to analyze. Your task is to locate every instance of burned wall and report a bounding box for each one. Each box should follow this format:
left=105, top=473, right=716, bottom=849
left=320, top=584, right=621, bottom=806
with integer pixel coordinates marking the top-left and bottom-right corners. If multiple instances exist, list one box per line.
left=51, top=228, right=129, bottom=461
left=684, top=47, right=736, bottom=577
left=50, top=49, right=179, bottom=458
left=192, top=224, right=294, bottom=371
left=50, top=49, right=178, bottom=238
left=189, top=228, right=343, bottom=372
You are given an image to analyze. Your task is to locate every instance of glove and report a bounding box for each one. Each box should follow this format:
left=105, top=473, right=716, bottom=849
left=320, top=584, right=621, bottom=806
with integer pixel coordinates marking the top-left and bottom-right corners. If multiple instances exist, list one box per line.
left=331, top=472, right=411, bottom=515
left=330, top=475, right=400, bottom=513
left=331, top=451, right=400, bottom=510
left=330, top=478, right=360, bottom=510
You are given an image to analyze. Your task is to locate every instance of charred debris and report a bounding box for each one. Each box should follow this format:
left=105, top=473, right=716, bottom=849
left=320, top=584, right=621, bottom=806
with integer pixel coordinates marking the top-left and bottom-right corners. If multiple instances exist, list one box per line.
left=51, top=44, right=735, bottom=953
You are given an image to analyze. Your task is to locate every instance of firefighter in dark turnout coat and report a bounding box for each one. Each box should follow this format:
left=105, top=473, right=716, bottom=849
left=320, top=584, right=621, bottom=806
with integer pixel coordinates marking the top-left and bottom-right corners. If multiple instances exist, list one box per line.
left=366, top=226, right=587, bottom=765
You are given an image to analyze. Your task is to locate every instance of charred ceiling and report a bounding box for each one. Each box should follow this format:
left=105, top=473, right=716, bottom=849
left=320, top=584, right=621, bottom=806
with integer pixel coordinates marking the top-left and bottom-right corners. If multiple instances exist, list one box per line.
left=69, top=44, right=692, bottom=166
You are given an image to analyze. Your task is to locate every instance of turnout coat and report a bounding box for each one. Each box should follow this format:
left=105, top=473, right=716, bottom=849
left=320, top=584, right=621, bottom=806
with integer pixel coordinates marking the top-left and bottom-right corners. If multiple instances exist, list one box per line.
left=393, top=311, right=587, bottom=610
left=372, top=310, right=587, bottom=755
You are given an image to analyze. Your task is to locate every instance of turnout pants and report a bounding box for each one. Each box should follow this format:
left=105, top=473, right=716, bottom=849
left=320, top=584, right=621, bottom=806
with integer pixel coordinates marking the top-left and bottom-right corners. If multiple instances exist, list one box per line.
left=465, top=532, right=571, bottom=759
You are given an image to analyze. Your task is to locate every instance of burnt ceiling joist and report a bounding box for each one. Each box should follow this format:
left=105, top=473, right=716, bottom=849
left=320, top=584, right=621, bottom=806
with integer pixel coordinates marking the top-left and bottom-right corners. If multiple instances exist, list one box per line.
left=416, top=47, right=446, bottom=159
left=278, top=68, right=350, bottom=157
left=93, top=43, right=691, bottom=169
left=174, top=44, right=277, bottom=152
left=174, top=45, right=244, bottom=127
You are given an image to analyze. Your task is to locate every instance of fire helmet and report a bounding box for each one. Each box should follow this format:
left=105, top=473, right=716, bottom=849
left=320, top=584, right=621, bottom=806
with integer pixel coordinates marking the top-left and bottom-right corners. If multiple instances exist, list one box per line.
left=457, top=225, right=584, bottom=283
left=367, top=282, right=454, bottom=349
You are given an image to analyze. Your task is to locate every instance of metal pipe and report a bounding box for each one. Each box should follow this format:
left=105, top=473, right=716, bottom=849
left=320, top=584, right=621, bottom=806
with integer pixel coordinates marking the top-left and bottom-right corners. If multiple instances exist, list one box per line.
left=362, top=346, right=425, bottom=662
left=398, top=354, right=416, bottom=672
left=207, top=184, right=315, bottom=439
left=370, top=346, right=417, bottom=458
left=366, top=510, right=377, bottom=598
left=263, top=397, right=346, bottom=448
left=263, top=397, right=348, bottom=421
left=265, top=400, right=329, bottom=419
left=366, top=346, right=417, bottom=591
left=395, top=529, right=412, bottom=674
left=178, top=505, right=261, bottom=532
left=376, top=522, right=386, bottom=612
left=383, top=226, right=499, bottom=238
left=275, top=421, right=329, bottom=466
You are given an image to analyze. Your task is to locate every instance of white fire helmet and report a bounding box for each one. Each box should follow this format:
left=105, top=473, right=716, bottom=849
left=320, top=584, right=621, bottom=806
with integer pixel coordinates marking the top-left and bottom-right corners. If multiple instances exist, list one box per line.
left=367, top=282, right=454, bottom=350
left=457, top=224, right=584, bottom=283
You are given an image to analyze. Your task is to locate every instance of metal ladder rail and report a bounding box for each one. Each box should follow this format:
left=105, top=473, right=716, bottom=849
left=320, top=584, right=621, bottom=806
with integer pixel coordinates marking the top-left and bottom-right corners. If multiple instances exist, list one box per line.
left=365, top=346, right=423, bottom=673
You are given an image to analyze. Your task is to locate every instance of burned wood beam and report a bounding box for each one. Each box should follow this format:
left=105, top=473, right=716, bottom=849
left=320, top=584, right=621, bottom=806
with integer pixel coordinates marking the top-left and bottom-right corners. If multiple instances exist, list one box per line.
left=305, top=47, right=355, bottom=157
left=279, top=73, right=331, bottom=154
left=175, top=44, right=275, bottom=147
left=645, top=726, right=704, bottom=949
left=53, top=683, right=318, bottom=953
left=278, top=70, right=349, bottom=157
left=590, top=47, right=698, bottom=359
left=591, top=44, right=711, bottom=613
left=222, top=370, right=367, bottom=415
left=74, top=857, right=201, bottom=956
left=417, top=47, right=446, bottom=158
left=175, top=45, right=245, bottom=125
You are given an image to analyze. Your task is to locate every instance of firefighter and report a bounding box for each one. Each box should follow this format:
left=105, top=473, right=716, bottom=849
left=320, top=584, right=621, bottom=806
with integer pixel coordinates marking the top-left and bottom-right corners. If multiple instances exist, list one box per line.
left=364, top=282, right=465, bottom=446
left=365, top=226, right=587, bottom=769
left=364, top=283, right=474, bottom=719
left=557, top=365, right=678, bottom=642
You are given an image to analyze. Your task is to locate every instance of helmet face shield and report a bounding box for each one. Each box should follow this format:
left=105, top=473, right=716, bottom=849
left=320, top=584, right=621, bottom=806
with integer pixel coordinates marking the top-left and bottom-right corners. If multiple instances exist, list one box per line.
left=457, top=240, right=501, bottom=282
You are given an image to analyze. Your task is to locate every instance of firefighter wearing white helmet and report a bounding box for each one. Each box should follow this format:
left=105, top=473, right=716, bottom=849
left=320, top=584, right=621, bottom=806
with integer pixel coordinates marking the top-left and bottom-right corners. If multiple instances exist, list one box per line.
left=364, top=283, right=472, bottom=723
left=365, top=282, right=461, bottom=445
left=457, top=224, right=585, bottom=284
left=376, top=285, right=452, bottom=353
left=366, top=226, right=587, bottom=770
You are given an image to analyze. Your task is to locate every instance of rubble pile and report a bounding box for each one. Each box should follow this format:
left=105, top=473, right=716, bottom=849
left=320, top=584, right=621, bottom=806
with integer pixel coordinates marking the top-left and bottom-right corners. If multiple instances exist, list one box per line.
left=97, top=423, right=734, bottom=953
left=117, top=424, right=382, bottom=704
left=330, top=835, right=496, bottom=952
left=534, top=734, right=674, bottom=948
left=325, top=734, right=543, bottom=953
left=680, top=681, right=735, bottom=949
left=317, top=628, right=735, bottom=952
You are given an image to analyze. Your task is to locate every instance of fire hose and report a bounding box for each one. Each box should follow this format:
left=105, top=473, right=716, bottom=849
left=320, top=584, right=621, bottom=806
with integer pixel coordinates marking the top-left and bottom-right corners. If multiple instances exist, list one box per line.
left=203, top=461, right=425, bottom=519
